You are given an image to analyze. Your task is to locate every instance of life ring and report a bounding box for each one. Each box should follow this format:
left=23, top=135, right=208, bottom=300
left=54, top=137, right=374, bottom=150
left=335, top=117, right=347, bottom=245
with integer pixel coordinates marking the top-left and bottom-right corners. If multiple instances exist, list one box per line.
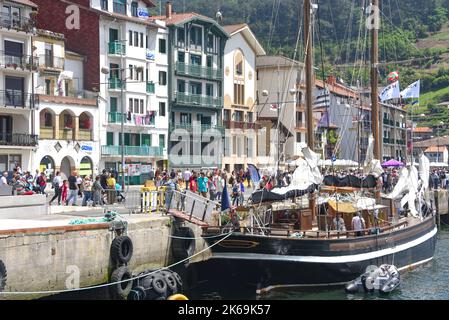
left=152, top=273, right=168, bottom=296
left=128, top=286, right=146, bottom=300
left=168, top=294, right=189, bottom=300
left=0, top=259, right=6, bottom=292
left=172, top=227, right=196, bottom=263
left=110, top=236, right=133, bottom=265
left=109, top=266, right=133, bottom=300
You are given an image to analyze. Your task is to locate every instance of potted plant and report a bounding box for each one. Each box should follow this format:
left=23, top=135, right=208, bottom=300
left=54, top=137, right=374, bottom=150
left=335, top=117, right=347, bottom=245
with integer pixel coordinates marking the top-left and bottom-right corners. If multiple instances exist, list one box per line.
left=12, top=63, right=18, bottom=69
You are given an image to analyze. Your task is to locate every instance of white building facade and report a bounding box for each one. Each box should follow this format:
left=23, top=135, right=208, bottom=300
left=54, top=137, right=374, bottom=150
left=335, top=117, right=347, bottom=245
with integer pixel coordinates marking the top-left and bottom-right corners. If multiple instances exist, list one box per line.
left=222, top=24, right=265, bottom=172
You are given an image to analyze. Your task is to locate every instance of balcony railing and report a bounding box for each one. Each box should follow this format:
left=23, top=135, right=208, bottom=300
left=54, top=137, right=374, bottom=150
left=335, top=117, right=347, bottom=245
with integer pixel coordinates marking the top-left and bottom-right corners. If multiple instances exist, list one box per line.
left=109, top=78, right=123, bottom=90
left=0, top=133, right=38, bottom=147
left=59, top=128, right=74, bottom=140
left=175, top=62, right=223, bottom=81
left=0, top=51, right=39, bottom=70
left=78, top=129, right=93, bottom=141
left=38, top=55, right=64, bottom=69
left=170, top=123, right=225, bottom=135
left=39, top=127, right=54, bottom=139
left=0, top=13, right=34, bottom=33
left=108, top=41, right=126, bottom=55
left=175, top=92, right=222, bottom=109
left=102, top=145, right=164, bottom=157
left=223, top=120, right=260, bottom=130
left=108, top=112, right=155, bottom=126
left=0, top=90, right=38, bottom=109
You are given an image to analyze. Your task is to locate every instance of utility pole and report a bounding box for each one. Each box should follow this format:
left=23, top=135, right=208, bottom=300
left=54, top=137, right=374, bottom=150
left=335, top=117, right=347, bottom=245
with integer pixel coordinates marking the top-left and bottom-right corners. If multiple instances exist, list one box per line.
left=304, top=0, right=316, bottom=223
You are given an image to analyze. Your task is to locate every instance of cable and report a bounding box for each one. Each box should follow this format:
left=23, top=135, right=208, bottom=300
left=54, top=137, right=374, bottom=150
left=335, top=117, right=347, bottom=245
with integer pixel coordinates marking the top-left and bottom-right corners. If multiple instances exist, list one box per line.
left=0, top=226, right=234, bottom=296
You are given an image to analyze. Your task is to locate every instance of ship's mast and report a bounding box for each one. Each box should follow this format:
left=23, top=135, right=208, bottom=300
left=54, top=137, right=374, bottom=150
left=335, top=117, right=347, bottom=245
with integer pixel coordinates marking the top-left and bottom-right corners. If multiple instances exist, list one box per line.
left=304, top=0, right=316, bottom=222
left=371, top=0, right=381, bottom=162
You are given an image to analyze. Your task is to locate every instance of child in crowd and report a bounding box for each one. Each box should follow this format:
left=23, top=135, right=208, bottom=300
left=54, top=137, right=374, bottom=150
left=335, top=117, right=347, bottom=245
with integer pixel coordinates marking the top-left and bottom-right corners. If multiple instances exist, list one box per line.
left=61, top=180, right=68, bottom=205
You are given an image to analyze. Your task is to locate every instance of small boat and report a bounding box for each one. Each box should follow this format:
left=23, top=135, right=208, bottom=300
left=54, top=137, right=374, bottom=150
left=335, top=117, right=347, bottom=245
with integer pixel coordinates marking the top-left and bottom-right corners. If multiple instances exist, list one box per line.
left=345, top=264, right=400, bottom=294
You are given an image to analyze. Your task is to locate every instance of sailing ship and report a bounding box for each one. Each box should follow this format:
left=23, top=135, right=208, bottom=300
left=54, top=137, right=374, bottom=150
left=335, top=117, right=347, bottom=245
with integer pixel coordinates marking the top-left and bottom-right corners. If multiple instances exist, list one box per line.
left=199, top=0, right=437, bottom=293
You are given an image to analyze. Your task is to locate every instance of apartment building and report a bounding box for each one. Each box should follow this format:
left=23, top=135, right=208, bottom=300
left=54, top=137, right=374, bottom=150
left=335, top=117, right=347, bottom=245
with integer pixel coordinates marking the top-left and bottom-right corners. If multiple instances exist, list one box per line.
left=222, top=23, right=265, bottom=173
left=0, top=0, right=38, bottom=172
left=150, top=2, right=229, bottom=170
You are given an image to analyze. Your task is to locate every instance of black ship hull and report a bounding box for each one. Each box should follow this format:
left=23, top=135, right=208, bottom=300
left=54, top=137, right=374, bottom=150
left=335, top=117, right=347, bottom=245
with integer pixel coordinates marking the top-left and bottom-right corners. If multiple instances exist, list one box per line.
left=201, top=217, right=437, bottom=292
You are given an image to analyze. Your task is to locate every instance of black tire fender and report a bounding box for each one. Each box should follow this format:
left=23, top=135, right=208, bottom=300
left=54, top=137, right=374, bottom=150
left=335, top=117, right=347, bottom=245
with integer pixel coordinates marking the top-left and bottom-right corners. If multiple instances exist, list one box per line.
left=173, top=271, right=183, bottom=288
left=128, top=285, right=146, bottom=300
left=0, top=259, right=6, bottom=292
left=172, top=227, right=196, bottom=262
left=109, top=266, right=133, bottom=300
left=111, top=236, right=133, bottom=264
left=152, top=274, right=168, bottom=295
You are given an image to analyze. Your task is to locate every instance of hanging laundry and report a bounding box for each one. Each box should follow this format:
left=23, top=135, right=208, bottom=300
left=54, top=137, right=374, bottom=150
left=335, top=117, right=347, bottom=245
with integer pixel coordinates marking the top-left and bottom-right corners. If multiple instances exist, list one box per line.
left=127, top=111, right=132, bottom=121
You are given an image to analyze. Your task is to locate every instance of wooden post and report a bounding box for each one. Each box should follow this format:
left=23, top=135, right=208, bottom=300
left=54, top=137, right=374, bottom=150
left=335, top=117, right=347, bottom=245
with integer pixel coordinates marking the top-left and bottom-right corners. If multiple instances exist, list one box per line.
left=435, top=190, right=440, bottom=229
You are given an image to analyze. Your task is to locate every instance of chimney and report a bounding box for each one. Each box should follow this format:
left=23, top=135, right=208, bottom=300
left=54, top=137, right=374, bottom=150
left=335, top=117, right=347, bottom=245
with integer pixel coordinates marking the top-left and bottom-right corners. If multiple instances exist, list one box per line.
left=326, top=75, right=336, bottom=85
left=166, top=1, right=172, bottom=19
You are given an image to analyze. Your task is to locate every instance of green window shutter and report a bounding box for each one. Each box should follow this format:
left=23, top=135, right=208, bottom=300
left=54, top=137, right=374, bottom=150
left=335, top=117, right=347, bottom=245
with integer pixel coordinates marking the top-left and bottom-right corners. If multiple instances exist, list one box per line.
left=142, top=134, right=151, bottom=146
left=110, top=97, right=117, bottom=112
left=124, top=133, right=130, bottom=146
left=135, top=134, right=141, bottom=146
left=159, top=134, right=165, bottom=148
left=106, top=132, right=114, bottom=145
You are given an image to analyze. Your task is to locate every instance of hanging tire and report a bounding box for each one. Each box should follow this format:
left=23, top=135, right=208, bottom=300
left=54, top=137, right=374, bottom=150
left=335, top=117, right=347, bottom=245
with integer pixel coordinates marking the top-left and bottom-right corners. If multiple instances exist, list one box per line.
left=152, top=273, right=168, bottom=296
left=0, top=259, right=6, bottom=292
left=173, top=271, right=183, bottom=288
left=109, top=266, right=133, bottom=300
left=172, top=227, right=195, bottom=262
left=128, top=286, right=146, bottom=300
left=111, top=236, right=133, bottom=265
left=164, top=272, right=178, bottom=293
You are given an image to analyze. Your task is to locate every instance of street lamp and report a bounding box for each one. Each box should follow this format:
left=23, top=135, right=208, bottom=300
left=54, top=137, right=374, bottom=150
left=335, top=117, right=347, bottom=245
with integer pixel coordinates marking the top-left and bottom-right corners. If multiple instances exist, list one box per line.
left=101, top=64, right=144, bottom=190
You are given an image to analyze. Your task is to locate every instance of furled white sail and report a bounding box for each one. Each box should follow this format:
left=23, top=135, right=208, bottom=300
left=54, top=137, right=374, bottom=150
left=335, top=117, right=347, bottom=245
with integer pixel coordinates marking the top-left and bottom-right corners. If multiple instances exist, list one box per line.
left=363, top=135, right=384, bottom=177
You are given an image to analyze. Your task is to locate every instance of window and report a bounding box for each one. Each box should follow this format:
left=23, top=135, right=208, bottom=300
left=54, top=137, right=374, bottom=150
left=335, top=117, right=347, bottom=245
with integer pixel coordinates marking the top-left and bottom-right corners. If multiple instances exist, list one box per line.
left=110, top=97, right=118, bottom=112
left=190, top=54, right=201, bottom=66
left=5, top=76, right=24, bottom=107
left=45, top=79, right=52, bottom=95
left=236, top=61, right=243, bottom=76
left=206, top=84, right=213, bottom=96
left=140, top=100, right=144, bottom=114
left=178, top=51, right=185, bottom=63
left=4, top=40, right=22, bottom=58
left=129, top=98, right=133, bottom=113
left=107, top=132, right=114, bottom=145
left=206, top=56, right=212, bottom=68
left=101, top=0, right=108, bottom=10
left=296, top=133, right=302, bottom=143
left=177, top=80, right=185, bottom=92
left=177, top=28, right=185, bottom=45
left=45, top=43, right=54, bottom=68
left=233, top=83, right=245, bottom=105
left=142, top=134, right=152, bottom=146
left=159, top=39, right=166, bottom=54
left=180, top=113, right=190, bottom=124
left=145, top=35, right=148, bottom=49
left=134, top=98, right=139, bottom=113
left=44, top=112, right=52, bottom=127
left=190, top=26, right=202, bottom=48
left=131, top=1, right=138, bottom=17
left=235, top=111, right=243, bottom=122
left=159, top=71, right=167, bottom=86
left=248, top=112, right=253, bottom=123
left=190, top=82, right=202, bottom=95
left=206, top=34, right=214, bottom=50
left=159, top=102, right=166, bottom=116
left=129, top=64, right=133, bottom=80
left=129, top=30, right=133, bottom=46
left=223, top=109, right=230, bottom=121
left=140, top=33, right=144, bottom=48
left=159, top=134, right=165, bottom=148
left=134, top=31, right=139, bottom=47
left=113, top=0, right=126, bottom=15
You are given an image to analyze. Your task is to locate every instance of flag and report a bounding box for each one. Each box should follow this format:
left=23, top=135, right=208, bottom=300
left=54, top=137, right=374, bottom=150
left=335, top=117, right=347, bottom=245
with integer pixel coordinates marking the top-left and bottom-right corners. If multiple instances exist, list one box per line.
left=400, top=80, right=420, bottom=100
left=221, top=181, right=231, bottom=212
left=270, top=104, right=279, bottom=111
left=387, top=71, right=399, bottom=82
left=379, top=81, right=400, bottom=102
left=247, top=164, right=261, bottom=186
left=317, top=111, right=329, bottom=128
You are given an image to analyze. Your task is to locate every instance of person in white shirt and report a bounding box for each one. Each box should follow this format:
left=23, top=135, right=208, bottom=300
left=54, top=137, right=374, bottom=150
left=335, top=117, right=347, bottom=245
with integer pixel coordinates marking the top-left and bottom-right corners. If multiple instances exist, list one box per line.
left=183, top=169, right=191, bottom=190
left=0, top=171, right=8, bottom=187
left=352, top=212, right=366, bottom=237
left=49, top=171, right=63, bottom=205
left=333, top=213, right=346, bottom=232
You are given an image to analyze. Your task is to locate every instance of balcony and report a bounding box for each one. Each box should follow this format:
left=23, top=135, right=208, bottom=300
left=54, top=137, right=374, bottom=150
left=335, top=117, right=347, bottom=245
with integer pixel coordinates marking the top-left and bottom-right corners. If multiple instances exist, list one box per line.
left=102, top=145, right=164, bottom=157
left=146, top=82, right=155, bottom=94
left=174, top=92, right=222, bottom=109
left=38, top=55, right=64, bottom=70
left=170, top=123, right=225, bottom=135
left=0, top=13, right=34, bottom=33
left=78, top=129, right=93, bottom=141
left=59, top=128, right=74, bottom=140
left=224, top=120, right=261, bottom=130
left=383, top=138, right=394, bottom=144
left=0, top=90, right=38, bottom=109
left=108, top=41, right=126, bottom=55
left=40, top=127, right=54, bottom=139
left=175, top=62, right=223, bottom=81
left=109, top=78, right=123, bottom=90
left=295, top=122, right=307, bottom=131
left=0, top=133, right=38, bottom=147
left=108, top=112, right=155, bottom=126
left=1, top=51, right=39, bottom=71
